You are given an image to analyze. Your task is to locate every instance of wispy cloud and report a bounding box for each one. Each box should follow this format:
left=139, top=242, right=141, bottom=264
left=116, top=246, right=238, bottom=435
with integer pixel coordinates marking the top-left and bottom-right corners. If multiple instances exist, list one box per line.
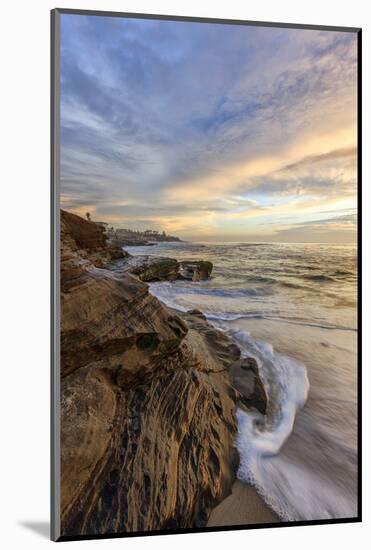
left=60, top=14, right=357, bottom=242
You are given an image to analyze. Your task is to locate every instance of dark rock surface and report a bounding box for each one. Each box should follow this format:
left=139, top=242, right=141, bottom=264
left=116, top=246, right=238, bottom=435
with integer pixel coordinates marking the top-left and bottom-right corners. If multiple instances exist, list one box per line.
left=179, top=260, right=214, bottom=281
left=230, top=357, right=267, bottom=415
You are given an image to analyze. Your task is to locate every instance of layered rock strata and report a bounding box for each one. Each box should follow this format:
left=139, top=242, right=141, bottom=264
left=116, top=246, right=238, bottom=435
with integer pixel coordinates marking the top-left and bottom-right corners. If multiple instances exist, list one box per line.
left=60, top=210, right=267, bottom=537
left=61, top=211, right=238, bottom=536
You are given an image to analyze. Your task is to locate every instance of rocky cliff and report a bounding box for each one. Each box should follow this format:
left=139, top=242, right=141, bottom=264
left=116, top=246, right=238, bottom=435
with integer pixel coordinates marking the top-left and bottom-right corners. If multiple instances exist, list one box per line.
left=61, top=210, right=128, bottom=273
left=60, top=210, right=243, bottom=536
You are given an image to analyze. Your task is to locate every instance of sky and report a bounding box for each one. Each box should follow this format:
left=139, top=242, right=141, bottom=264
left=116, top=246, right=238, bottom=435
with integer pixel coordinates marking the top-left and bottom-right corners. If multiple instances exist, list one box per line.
left=60, top=14, right=358, bottom=243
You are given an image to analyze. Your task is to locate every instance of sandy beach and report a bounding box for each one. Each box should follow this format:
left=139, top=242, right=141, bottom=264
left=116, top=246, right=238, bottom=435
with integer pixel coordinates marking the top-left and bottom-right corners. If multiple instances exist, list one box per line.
left=207, top=481, right=279, bottom=527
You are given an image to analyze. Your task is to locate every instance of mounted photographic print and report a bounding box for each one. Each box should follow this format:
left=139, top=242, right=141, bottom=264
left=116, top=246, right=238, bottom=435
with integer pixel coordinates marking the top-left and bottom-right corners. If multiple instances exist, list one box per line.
left=51, top=8, right=361, bottom=542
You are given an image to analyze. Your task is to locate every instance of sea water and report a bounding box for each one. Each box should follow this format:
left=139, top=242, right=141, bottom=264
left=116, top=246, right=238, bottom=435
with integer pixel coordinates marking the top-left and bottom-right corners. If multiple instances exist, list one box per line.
left=127, top=241, right=358, bottom=521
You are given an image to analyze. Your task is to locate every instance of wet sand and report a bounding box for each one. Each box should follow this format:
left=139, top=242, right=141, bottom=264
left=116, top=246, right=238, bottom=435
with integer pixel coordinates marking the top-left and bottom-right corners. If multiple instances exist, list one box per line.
left=207, top=481, right=279, bottom=527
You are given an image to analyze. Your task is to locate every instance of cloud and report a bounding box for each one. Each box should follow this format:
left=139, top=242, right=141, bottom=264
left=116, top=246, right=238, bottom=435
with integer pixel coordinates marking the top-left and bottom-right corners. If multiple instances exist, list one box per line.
left=59, top=14, right=358, bottom=242
left=295, top=211, right=357, bottom=226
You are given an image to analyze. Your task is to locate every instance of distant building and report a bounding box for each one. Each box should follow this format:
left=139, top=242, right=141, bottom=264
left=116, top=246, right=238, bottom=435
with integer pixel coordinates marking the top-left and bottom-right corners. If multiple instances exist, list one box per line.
left=107, top=225, right=182, bottom=245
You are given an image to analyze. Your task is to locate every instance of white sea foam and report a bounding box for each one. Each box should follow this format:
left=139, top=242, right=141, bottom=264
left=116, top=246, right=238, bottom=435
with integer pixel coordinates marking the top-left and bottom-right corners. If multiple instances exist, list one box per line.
left=237, top=408, right=357, bottom=520
left=220, top=327, right=356, bottom=521
left=230, top=328, right=309, bottom=456
left=237, top=409, right=356, bottom=521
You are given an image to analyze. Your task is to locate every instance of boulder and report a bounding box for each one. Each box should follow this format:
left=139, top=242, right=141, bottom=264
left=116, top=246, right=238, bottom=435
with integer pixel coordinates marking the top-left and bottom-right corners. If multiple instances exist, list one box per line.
left=229, top=357, right=267, bottom=415
left=129, top=256, right=180, bottom=282
left=179, top=260, right=213, bottom=281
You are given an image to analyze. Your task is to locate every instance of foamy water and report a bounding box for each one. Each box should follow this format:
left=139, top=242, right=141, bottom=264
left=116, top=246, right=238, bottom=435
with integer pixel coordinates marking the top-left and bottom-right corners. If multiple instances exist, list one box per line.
left=127, top=241, right=358, bottom=521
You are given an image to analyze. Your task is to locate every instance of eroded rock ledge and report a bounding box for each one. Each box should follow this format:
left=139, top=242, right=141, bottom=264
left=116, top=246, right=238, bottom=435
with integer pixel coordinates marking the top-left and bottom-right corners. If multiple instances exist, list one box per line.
left=111, top=255, right=214, bottom=282
left=60, top=210, right=266, bottom=537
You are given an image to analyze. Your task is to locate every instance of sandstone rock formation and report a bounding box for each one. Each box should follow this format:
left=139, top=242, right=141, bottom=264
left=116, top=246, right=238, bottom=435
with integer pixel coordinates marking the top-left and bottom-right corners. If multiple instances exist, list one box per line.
left=60, top=210, right=267, bottom=537
left=60, top=211, right=237, bottom=536
left=61, top=210, right=128, bottom=270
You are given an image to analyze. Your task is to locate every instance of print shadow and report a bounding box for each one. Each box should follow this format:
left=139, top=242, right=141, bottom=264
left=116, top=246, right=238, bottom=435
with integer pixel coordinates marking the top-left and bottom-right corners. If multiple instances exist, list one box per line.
left=18, top=521, right=49, bottom=539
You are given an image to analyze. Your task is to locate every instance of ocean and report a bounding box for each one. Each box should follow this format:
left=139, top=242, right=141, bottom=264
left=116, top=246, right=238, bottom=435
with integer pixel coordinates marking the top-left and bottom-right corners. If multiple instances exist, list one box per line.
left=127, top=241, right=358, bottom=522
